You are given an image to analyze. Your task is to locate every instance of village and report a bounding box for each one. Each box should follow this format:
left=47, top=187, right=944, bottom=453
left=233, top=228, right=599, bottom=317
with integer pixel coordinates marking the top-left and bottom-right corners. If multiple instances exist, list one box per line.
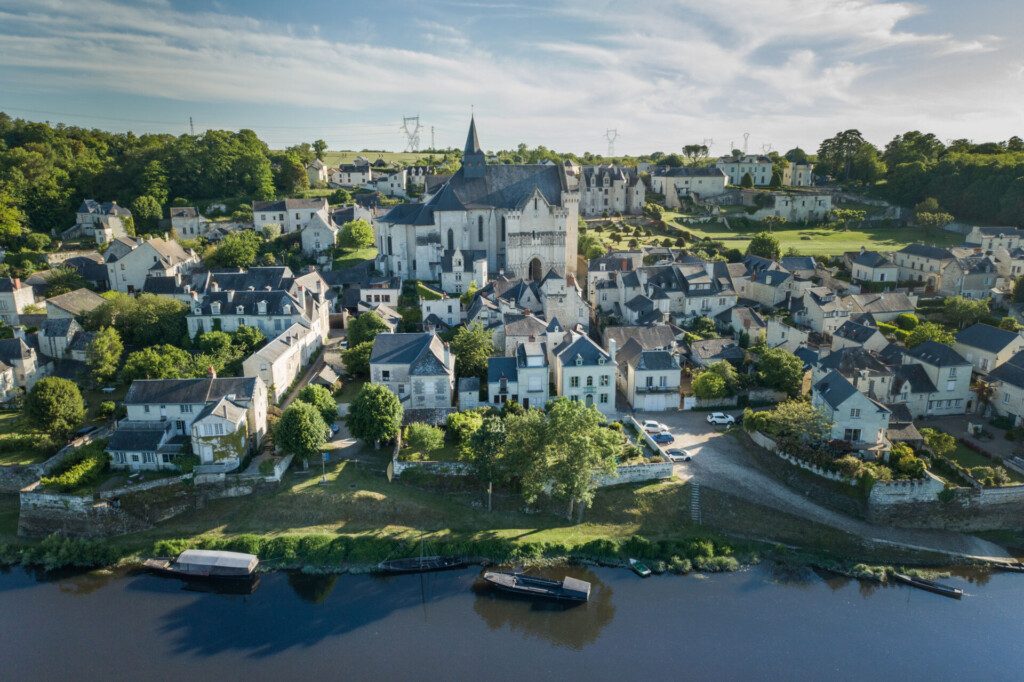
left=0, top=116, right=1022, bottom=576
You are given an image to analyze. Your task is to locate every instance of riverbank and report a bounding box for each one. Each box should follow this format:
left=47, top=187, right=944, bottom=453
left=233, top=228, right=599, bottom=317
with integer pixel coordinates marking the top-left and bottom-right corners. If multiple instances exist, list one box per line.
left=0, top=457, right=1008, bottom=574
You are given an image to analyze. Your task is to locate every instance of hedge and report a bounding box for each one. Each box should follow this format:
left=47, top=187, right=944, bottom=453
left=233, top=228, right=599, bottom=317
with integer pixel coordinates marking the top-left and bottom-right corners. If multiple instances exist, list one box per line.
left=40, top=440, right=109, bottom=492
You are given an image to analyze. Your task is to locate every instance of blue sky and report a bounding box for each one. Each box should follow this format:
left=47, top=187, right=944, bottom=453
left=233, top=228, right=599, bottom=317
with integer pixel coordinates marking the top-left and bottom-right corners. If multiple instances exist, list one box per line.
left=0, top=0, right=1020, bottom=155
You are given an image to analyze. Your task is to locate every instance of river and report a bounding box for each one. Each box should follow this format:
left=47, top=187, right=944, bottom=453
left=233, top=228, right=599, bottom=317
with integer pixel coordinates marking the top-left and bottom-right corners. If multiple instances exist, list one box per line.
left=1, top=563, right=1021, bottom=680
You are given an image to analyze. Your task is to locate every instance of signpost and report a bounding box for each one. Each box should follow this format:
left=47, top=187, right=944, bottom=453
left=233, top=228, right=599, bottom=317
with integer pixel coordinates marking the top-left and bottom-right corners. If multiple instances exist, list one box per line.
left=321, top=451, right=329, bottom=484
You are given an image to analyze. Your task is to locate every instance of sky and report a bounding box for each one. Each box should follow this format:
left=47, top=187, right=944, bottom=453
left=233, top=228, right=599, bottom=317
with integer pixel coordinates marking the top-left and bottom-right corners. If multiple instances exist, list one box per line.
left=0, top=0, right=1021, bottom=156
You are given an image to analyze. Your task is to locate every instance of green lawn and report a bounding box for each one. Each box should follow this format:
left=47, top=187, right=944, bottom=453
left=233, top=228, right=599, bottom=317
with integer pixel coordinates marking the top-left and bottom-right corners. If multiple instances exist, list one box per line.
left=666, top=213, right=964, bottom=256
left=416, top=281, right=444, bottom=301
left=333, top=246, right=378, bottom=271
left=0, top=412, right=56, bottom=467
left=335, top=378, right=366, bottom=404
left=947, top=444, right=1024, bottom=483
left=399, top=442, right=461, bottom=462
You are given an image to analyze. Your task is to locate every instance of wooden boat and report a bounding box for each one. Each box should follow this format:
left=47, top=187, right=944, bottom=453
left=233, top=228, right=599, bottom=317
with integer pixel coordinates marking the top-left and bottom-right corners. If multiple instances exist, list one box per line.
left=377, top=555, right=467, bottom=574
left=143, top=549, right=259, bottom=582
left=891, top=572, right=963, bottom=599
left=630, top=558, right=652, bottom=577
left=996, top=562, right=1024, bottom=573
left=482, top=571, right=591, bottom=603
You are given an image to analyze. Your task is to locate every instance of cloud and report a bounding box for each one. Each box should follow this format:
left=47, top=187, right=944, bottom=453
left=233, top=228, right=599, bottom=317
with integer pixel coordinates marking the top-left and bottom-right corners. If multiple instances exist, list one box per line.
left=0, top=0, right=1016, bottom=153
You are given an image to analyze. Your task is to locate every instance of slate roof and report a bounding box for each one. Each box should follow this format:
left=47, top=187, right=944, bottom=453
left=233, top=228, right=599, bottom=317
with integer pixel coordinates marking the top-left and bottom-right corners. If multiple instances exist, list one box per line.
left=46, top=288, right=106, bottom=316
left=195, top=396, right=247, bottom=423
left=813, top=371, right=859, bottom=409
left=125, top=377, right=259, bottom=405
left=488, top=356, right=518, bottom=384
left=898, top=244, right=953, bottom=260
left=458, top=377, right=480, bottom=393
left=780, top=256, right=816, bottom=272
left=894, top=364, right=937, bottom=393
left=77, top=200, right=131, bottom=217
left=441, top=249, right=486, bottom=273
left=626, top=294, right=654, bottom=312
left=197, top=290, right=306, bottom=319
left=142, top=276, right=184, bottom=295
left=851, top=250, right=894, bottom=268
left=503, top=313, right=548, bottom=337
left=844, top=293, right=915, bottom=315
left=553, top=333, right=612, bottom=367
left=618, top=338, right=677, bottom=371
left=41, top=318, right=77, bottom=337
left=834, top=320, right=881, bottom=344
left=0, top=338, right=33, bottom=362
left=955, top=323, right=1022, bottom=354
left=370, top=333, right=450, bottom=376
left=794, top=346, right=820, bottom=369
left=905, top=341, right=969, bottom=367
left=652, top=165, right=726, bottom=178
left=252, top=198, right=328, bottom=212
left=169, top=207, right=199, bottom=219
left=818, top=347, right=890, bottom=377
left=689, top=338, right=743, bottom=363
left=108, top=421, right=170, bottom=452
left=989, top=351, right=1024, bottom=388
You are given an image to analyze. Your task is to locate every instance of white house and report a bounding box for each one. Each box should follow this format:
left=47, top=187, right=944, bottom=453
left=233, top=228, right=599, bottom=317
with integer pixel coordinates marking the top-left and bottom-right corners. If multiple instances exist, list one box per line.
left=846, top=249, right=898, bottom=284
left=105, top=237, right=199, bottom=294
left=169, top=207, right=205, bottom=237
left=954, top=323, right=1024, bottom=376
left=715, top=155, right=773, bottom=186
left=188, top=287, right=329, bottom=341
left=649, top=166, right=728, bottom=208
left=300, top=212, right=338, bottom=257
left=988, top=350, right=1024, bottom=425
left=486, top=341, right=550, bottom=410
left=306, top=159, right=328, bottom=187
left=0, top=333, right=51, bottom=390
left=831, top=320, right=889, bottom=353
left=420, top=297, right=462, bottom=328
left=440, top=248, right=487, bottom=295
left=965, top=226, right=1024, bottom=251
left=781, top=162, right=814, bottom=187
left=242, top=322, right=322, bottom=403
left=253, top=198, right=331, bottom=234
left=899, top=341, right=973, bottom=417
left=107, top=374, right=268, bottom=472
left=616, top=337, right=680, bottom=411
left=0, top=277, right=36, bottom=325
left=552, top=331, right=616, bottom=415
left=812, top=370, right=891, bottom=456
left=72, top=199, right=131, bottom=245
left=578, top=165, right=645, bottom=217
left=892, top=244, right=954, bottom=287
left=329, top=163, right=373, bottom=188
left=741, top=190, right=832, bottom=222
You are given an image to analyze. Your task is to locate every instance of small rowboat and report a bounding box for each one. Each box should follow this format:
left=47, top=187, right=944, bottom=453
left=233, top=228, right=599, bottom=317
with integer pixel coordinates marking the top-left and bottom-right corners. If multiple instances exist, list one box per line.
left=891, top=572, right=963, bottom=599
left=377, top=556, right=467, bottom=574
left=630, top=558, right=652, bottom=577
left=482, top=571, right=591, bottom=602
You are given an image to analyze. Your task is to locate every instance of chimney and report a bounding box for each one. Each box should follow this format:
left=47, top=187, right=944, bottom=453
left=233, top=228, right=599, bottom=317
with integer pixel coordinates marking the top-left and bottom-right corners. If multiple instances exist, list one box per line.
left=609, top=338, right=617, bottom=365
left=210, top=281, right=220, bottom=292
left=164, top=232, right=169, bottom=241
left=12, top=278, right=19, bottom=290
left=207, top=365, right=217, bottom=379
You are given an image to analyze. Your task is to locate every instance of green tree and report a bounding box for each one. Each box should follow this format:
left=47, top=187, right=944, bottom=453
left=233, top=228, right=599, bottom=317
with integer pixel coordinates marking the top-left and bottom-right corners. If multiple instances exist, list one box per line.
left=739, top=172, right=754, bottom=188
left=312, top=139, right=328, bottom=161
left=784, top=147, right=810, bottom=164
left=463, top=414, right=507, bottom=510
left=207, top=231, right=262, bottom=268
left=692, top=371, right=727, bottom=400
left=121, top=345, right=198, bottom=382
left=196, top=330, right=234, bottom=358
left=85, top=326, right=123, bottom=385
left=271, top=153, right=310, bottom=195
left=298, top=384, right=338, bottom=424
left=502, top=408, right=550, bottom=502
left=577, top=231, right=605, bottom=259
left=404, top=422, right=444, bottom=453
left=691, top=316, right=717, bottom=338
left=895, top=313, right=919, bottom=330
left=261, top=223, right=281, bottom=241
left=746, top=231, right=781, bottom=260
left=915, top=210, right=954, bottom=232
left=921, top=427, right=956, bottom=458
left=232, top=324, right=266, bottom=352
left=341, top=340, right=373, bottom=378
left=890, top=442, right=926, bottom=479
left=131, top=195, right=162, bottom=233
left=447, top=410, right=484, bottom=444
left=706, top=360, right=740, bottom=394
left=545, top=398, right=621, bottom=521
left=460, top=280, right=478, bottom=307
left=25, top=232, right=51, bottom=251
left=769, top=171, right=782, bottom=189
left=450, top=323, right=493, bottom=381
left=42, top=266, right=85, bottom=296
left=346, top=383, right=403, bottom=446
left=0, top=191, right=25, bottom=248
left=759, top=215, right=787, bottom=231
left=905, top=321, right=955, bottom=347
left=882, top=131, right=945, bottom=168
left=999, top=316, right=1021, bottom=332
left=757, top=347, right=804, bottom=396
left=24, top=377, right=85, bottom=438
left=275, top=400, right=327, bottom=462
left=338, top=219, right=374, bottom=249
left=832, top=208, right=866, bottom=231
left=943, top=296, right=990, bottom=329
left=347, top=310, right=390, bottom=346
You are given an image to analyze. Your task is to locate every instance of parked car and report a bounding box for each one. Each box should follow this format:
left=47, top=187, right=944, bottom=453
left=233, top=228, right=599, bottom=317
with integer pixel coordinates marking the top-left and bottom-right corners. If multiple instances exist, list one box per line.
left=100, top=386, right=117, bottom=394
left=331, top=424, right=340, bottom=435
left=664, top=448, right=692, bottom=462
left=642, top=420, right=669, bottom=434
left=706, top=412, right=735, bottom=426
left=651, top=431, right=674, bottom=444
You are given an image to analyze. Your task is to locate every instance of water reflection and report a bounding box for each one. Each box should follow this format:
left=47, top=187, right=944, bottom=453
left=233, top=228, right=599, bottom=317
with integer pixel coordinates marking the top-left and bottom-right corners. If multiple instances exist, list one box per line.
left=472, top=566, right=614, bottom=650
left=286, top=572, right=337, bottom=603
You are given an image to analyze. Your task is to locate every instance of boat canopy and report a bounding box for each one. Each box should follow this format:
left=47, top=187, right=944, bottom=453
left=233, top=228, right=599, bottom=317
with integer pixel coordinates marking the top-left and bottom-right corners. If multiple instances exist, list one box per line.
left=561, top=576, right=592, bottom=600
left=175, top=550, right=258, bottom=575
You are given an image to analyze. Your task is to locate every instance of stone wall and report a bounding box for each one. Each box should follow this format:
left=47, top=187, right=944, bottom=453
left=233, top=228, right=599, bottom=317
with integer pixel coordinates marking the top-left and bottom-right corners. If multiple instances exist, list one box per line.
left=392, top=458, right=472, bottom=477
left=682, top=395, right=739, bottom=411
left=0, top=428, right=108, bottom=493
left=594, top=462, right=674, bottom=488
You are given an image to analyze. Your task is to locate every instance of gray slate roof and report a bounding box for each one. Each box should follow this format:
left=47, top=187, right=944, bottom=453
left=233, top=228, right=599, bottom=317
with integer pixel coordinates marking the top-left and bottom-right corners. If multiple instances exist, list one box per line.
left=370, top=333, right=450, bottom=376
left=125, top=377, right=259, bottom=405
left=905, top=341, right=968, bottom=367
left=955, top=323, right=1021, bottom=354
left=488, top=356, right=518, bottom=384
left=814, top=371, right=859, bottom=409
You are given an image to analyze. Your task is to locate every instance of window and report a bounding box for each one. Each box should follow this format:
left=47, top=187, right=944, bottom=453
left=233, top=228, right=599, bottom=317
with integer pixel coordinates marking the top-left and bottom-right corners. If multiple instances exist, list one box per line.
left=382, top=370, right=391, bottom=381
left=180, top=404, right=192, bottom=414
left=143, top=452, right=155, bottom=464
left=843, top=428, right=861, bottom=442
left=600, top=375, right=609, bottom=387
left=478, top=216, right=483, bottom=241
left=599, top=394, right=608, bottom=404
left=948, top=368, right=957, bottom=378
left=570, top=376, right=580, bottom=388
left=1004, top=393, right=1010, bottom=403
left=646, top=376, right=653, bottom=387
left=114, top=452, right=126, bottom=464
left=162, top=454, right=172, bottom=464
left=946, top=380, right=956, bottom=392
left=500, top=217, right=506, bottom=241
left=850, top=408, right=861, bottom=419
left=586, top=376, right=593, bottom=387
left=143, top=405, right=150, bottom=414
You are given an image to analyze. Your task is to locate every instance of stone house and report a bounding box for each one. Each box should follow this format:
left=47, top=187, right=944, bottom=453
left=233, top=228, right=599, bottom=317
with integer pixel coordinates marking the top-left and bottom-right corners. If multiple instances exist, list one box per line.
left=306, top=159, right=328, bottom=186
left=440, top=248, right=487, bottom=295
left=486, top=341, right=550, bottom=410
left=965, top=226, right=1024, bottom=251
left=988, top=350, right=1024, bottom=425
left=649, top=166, right=728, bottom=207
left=578, top=165, right=645, bottom=217
left=939, top=253, right=999, bottom=299
left=898, top=341, right=973, bottom=417
left=72, top=199, right=131, bottom=245
left=781, top=162, right=813, bottom=187
left=688, top=337, right=744, bottom=368
left=831, top=320, right=889, bottom=353
left=188, top=287, right=328, bottom=341
left=892, top=244, right=954, bottom=287
left=369, top=332, right=455, bottom=412
left=715, top=155, right=773, bottom=186
left=740, top=190, right=832, bottom=222
left=169, top=206, right=205, bottom=237
left=794, top=287, right=850, bottom=336
left=953, top=323, right=1024, bottom=376
left=300, top=212, right=338, bottom=257
left=105, top=237, right=199, bottom=294
left=0, top=277, right=36, bottom=326
left=420, top=297, right=462, bottom=329
left=0, top=333, right=51, bottom=390
left=845, top=248, right=899, bottom=284
left=329, top=163, right=373, bottom=188
left=812, top=370, right=891, bottom=456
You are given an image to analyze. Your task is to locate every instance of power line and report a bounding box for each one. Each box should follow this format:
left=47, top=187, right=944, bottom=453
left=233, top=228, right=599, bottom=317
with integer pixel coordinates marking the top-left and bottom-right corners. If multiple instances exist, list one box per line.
left=605, top=129, right=618, bottom=157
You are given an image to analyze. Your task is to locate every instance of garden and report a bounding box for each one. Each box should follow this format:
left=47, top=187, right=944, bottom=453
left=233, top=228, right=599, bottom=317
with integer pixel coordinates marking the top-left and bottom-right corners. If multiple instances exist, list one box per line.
left=0, top=412, right=60, bottom=467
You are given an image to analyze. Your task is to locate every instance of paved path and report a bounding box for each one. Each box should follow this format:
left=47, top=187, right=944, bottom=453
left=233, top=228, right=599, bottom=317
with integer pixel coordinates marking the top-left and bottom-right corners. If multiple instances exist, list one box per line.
left=279, top=336, right=344, bottom=410
left=647, top=410, right=1012, bottom=562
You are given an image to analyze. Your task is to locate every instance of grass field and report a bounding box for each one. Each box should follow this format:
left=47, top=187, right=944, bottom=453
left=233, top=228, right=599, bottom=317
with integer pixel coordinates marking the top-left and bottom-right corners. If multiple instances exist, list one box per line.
left=948, top=444, right=1024, bottom=483
left=333, top=246, right=377, bottom=271
left=666, top=213, right=964, bottom=256
left=0, top=412, right=56, bottom=467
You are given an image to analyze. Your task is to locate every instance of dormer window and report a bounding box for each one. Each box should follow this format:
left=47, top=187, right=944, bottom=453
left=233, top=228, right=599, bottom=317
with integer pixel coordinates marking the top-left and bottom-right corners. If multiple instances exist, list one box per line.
left=575, top=354, right=583, bottom=366
left=210, top=302, right=221, bottom=315
left=598, top=356, right=606, bottom=365
left=236, top=305, right=245, bottom=315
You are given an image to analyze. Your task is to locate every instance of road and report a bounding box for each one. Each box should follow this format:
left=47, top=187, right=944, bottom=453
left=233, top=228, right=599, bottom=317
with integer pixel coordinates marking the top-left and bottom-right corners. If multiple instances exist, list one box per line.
left=641, top=409, right=1012, bottom=562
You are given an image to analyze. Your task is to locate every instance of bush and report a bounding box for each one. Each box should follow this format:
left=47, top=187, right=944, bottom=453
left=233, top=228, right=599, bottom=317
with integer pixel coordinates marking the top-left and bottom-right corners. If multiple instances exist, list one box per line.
left=40, top=441, right=109, bottom=492
left=404, top=423, right=444, bottom=453
left=258, top=459, right=276, bottom=476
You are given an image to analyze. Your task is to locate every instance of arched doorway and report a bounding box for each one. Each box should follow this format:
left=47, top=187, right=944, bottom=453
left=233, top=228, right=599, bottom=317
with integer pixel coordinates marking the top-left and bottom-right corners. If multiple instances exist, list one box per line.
left=447, top=228, right=454, bottom=251
left=585, top=394, right=594, bottom=407
left=529, top=257, right=542, bottom=282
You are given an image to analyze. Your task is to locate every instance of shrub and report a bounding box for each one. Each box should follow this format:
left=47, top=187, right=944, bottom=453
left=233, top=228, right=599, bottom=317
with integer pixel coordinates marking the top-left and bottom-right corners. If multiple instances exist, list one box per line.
left=258, top=459, right=275, bottom=476
left=40, top=441, right=109, bottom=492
left=404, top=423, right=444, bottom=453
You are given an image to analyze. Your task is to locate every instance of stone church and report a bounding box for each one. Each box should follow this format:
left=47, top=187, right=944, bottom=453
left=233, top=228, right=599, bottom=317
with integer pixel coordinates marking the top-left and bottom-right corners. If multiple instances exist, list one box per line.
left=374, top=118, right=580, bottom=282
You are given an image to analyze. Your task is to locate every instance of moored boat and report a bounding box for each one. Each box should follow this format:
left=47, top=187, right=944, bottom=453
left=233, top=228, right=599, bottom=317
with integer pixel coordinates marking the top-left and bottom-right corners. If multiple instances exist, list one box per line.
left=143, top=549, right=259, bottom=582
left=996, top=562, right=1024, bottom=573
left=630, top=558, right=652, bottom=577
left=377, top=556, right=467, bottom=574
left=482, top=571, right=591, bottom=603
left=891, top=572, right=963, bottom=599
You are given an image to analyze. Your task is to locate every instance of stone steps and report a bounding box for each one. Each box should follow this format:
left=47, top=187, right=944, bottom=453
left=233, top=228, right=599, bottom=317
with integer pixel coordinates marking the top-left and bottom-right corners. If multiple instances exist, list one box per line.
left=690, top=483, right=701, bottom=524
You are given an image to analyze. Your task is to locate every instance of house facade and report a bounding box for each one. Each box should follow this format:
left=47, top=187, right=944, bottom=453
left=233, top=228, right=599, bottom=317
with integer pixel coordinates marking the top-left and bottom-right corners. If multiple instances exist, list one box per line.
left=105, top=237, right=199, bottom=294
left=649, top=167, right=728, bottom=207
left=715, top=155, right=773, bottom=186
left=578, top=165, right=645, bottom=217
left=552, top=332, right=617, bottom=415
left=0, top=278, right=35, bottom=325
left=253, top=198, right=331, bottom=234
left=242, top=322, right=323, bottom=403
left=616, top=337, right=680, bottom=411
left=369, top=332, right=455, bottom=411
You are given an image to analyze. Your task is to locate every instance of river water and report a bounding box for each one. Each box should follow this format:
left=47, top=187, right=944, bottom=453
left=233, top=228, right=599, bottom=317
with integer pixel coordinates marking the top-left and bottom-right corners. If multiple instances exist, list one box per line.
left=1, top=563, right=1021, bottom=680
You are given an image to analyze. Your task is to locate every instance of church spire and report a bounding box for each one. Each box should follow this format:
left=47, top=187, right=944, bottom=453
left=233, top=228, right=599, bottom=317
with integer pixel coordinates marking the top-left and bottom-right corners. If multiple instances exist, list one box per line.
left=461, top=116, right=486, bottom=179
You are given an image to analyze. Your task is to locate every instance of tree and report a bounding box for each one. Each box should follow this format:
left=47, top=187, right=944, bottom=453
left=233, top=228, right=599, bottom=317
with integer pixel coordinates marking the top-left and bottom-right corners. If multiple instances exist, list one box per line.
left=832, top=208, right=866, bottom=231
left=746, top=399, right=829, bottom=452
left=759, top=215, right=787, bottom=231
left=121, top=345, right=198, bottom=382
left=769, top=171, right=782, bottom=189
left=207, top=230, right=262, bottom=268
left=577, top=231, right=605, bottom=260
left=905, top=321, right=955, bottom=347
left=404, top=422, right=444, bottom=453
left=691, top=316, right=717, bottom=338
left=915, top=210, right=954, bottom=232
left=739, top=172, right=754, bottom=188
left=341, top=341, right=373, bottom=378
left=24, top=377, right=85, bottom=438
left=447, top=410, right=484, bottom=445
left=196, top=330, right=234, bottom=358
left=882, top=131, right=945, bottom=168
left=298, top=385, right=338, bottom=424
left=746, top=231, right=781, bottom=260
left=895, top=313, right=919, bottom=331
left=682, top=144, right=709, bottom=162
left=86, top=326, right=123, bottom=385
left=545, top=398, right=621, bottom=521
left=1016, top=276, right=1024, bottom=303
left=233, top=324, right=266, bottom=352
left=890, top=442, right=926, bottom=479
left=25, top=232, right=51, bottom=251
left=816, top=130, right=885, bottom=182
left=692, top=371, right=727, bottom=400
left=42, top=266, right=85, bottom=297
left=921, top=427, right=956, bottom=459
left=464, top=415, right=507, bottom=510
left=346, top=383, right=403, bottom=446
left=999, top=316, right=1021, bottom=332
left=338, top=219, right=374, bottom=249
left=943, top=296, right=990, bottom=329
left=784, top=147, right=809, bottom=164
left=261, top=223, right=281, bottom=241
left=450, top=322, right=492, bottom=381
left=131, top=195, right=162, bottom=233
left=312, top=139, right=328, bottom=161
left=706, top=360, right=740, bottom=394
left=271, top=153, right=309, bottom=195
left=275, top=400, right=327, bottom=462
left=460, top=280, right=479, bottom=307
left=757, top=347, right=804, bottom=396
left=347, top=310, right=390, bottom=346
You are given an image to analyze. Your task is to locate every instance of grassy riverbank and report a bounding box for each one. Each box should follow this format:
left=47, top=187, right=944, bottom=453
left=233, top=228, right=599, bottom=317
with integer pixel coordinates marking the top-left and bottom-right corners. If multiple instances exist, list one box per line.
left=0, top=453, right=972, bottom=573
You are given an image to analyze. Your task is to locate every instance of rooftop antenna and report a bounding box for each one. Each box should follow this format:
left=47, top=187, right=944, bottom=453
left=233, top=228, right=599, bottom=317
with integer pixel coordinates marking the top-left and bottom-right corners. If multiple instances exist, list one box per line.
left=189, top=116, right=194, bottom=135
left=605, top=129, right=619, bottom=157
left=743, top=132, right=750, bottom=155
left=401, top=116, right=422, bottom=152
